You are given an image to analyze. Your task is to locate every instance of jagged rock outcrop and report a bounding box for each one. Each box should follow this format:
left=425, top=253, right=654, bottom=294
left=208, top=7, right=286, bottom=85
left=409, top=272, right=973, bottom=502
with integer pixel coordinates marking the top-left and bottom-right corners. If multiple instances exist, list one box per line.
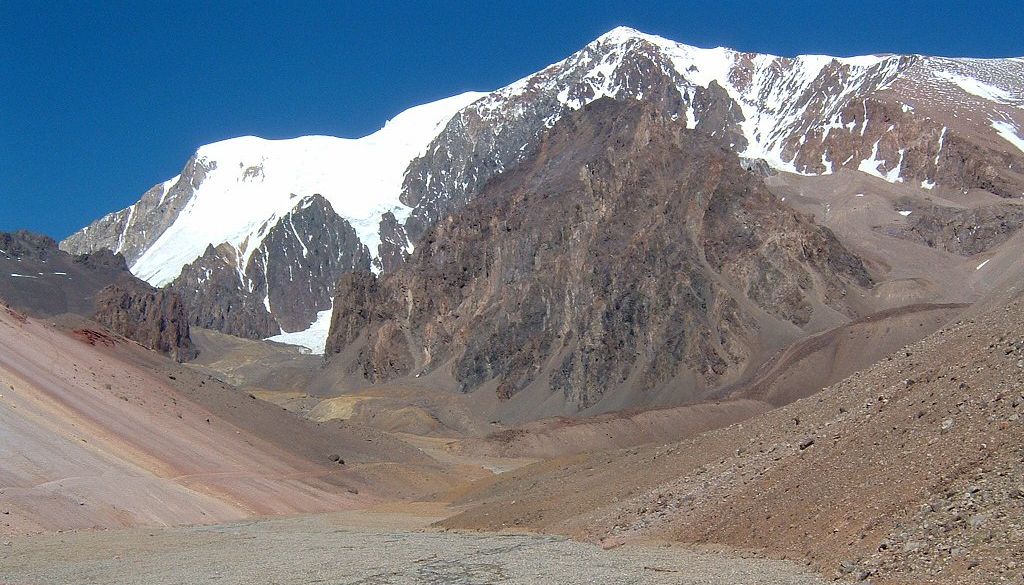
left=326, top=99, right=871, bottom=411
left=0, top=230, right=197, bottom=361
left=170, top=194, right=371, bottom=339
left=374, top=212, right=412, bottom=273
left=879, top=200, right=1024, bottom=255
left=93, top=280, right=197, bottom=362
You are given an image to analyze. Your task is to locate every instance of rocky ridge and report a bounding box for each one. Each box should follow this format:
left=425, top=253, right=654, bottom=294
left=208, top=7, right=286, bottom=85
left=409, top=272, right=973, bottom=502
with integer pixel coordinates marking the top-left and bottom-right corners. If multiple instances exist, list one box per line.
left=325, top=99, right=872, bottom=413
left=60, top=28, right=1024, bottom=347
left=0, top=230, right=196, bottom=361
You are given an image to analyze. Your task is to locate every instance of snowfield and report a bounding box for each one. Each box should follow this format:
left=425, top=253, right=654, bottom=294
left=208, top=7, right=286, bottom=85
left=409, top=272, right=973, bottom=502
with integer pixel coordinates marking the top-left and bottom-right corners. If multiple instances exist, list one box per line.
left=130, top=92, right=486, bottom=287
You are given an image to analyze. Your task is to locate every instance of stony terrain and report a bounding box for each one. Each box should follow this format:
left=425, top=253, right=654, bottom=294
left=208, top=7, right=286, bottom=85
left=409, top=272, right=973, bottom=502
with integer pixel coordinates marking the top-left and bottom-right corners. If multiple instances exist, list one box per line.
left=442, top=288, right=1024, bottom=584
left=0, top=511, right=828, bottom=585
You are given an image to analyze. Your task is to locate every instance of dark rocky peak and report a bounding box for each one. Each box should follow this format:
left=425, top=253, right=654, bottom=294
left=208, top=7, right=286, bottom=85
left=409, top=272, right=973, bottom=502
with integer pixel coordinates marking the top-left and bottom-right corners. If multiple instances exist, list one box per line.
left=0, top=230, right=60, bottom=260
left=170, top=193, right=371, bottom=342
left=326, top=98, right=871, bottom=414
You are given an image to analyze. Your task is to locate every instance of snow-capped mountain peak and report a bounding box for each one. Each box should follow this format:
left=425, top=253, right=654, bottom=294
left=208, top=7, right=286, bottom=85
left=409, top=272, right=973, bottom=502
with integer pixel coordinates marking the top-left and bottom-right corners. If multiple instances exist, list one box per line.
left=63, top=27, right=1024, bottom=353
left=127, top=91, right=485, bottom=287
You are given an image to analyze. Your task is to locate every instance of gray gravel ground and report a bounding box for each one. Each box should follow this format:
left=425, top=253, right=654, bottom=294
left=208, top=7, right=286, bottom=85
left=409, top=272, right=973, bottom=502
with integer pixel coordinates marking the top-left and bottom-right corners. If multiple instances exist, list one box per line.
left=0, top=512, right=827, bottom=584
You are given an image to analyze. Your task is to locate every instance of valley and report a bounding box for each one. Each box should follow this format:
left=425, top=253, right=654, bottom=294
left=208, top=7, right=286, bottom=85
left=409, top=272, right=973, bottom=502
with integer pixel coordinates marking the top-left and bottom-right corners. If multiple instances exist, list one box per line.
left=2, top=24, right=1024, bottom=585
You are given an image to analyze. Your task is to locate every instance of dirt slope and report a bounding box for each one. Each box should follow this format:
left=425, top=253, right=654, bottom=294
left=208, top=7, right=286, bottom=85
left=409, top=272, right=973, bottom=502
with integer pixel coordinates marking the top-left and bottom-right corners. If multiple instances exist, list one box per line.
left=0, top=304, right=470, bottom=536
left=443, top=290, right=1024, bottom=584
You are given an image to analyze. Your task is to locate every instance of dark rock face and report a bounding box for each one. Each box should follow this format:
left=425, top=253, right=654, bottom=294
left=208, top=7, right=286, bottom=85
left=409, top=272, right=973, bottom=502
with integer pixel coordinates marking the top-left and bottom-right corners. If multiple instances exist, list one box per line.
left=170, top=194, right=371, bottom=339
left=325, top=272, right=415, bottom=383
left=326, top=99, right=871, bottom=410
left=166, top=243, right=277, bottom=339
left=1, top=230, right=133, bottom=316
left=60, top=155, right=213, bottom=263
left=93, top=281, right=198, bottom=362
left=399, top=35, right=730, bottom=245
left=879, top=202, right=1024, bottom=255
left=0, top=230, right=197, bottom=361
left=374, top=212, right=411, bottom=273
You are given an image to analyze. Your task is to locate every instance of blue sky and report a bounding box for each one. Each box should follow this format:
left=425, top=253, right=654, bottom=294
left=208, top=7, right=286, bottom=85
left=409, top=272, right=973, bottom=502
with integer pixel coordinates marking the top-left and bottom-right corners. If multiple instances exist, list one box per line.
left=3, top=1, right=1022, bottom=239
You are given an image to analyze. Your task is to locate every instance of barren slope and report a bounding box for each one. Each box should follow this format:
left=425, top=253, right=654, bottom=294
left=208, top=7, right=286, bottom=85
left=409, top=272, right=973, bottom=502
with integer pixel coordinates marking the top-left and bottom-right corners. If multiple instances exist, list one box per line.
left=443, top=289, right=1024, bottom=584
left=0, top=304, right=473, bottom=536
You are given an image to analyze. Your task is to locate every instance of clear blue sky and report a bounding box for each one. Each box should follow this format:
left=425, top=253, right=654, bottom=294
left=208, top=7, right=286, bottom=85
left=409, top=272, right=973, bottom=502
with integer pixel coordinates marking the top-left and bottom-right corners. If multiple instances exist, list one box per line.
left=3, top=1, right=1022, bottom=239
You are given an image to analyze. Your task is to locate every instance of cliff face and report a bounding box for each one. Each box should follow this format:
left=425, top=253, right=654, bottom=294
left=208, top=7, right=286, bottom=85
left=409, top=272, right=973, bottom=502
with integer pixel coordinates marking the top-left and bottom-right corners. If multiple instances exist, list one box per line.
left=326, top=99, right=872, bottom=412
left=0, top=230, right=197, bottom=361
left=93, top=281, right=198, bottom=362
left=169, top=194, right=371, bottom=339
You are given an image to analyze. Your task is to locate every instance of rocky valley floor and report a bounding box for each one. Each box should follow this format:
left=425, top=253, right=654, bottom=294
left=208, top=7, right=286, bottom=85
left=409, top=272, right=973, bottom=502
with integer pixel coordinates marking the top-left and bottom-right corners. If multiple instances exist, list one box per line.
left=0, top=509, right=828, bottom=585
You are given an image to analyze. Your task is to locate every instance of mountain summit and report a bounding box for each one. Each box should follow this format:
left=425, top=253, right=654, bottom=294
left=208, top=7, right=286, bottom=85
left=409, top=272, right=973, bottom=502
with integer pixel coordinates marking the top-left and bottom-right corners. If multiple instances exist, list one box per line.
left=62, top=27, right=1024, bottom=351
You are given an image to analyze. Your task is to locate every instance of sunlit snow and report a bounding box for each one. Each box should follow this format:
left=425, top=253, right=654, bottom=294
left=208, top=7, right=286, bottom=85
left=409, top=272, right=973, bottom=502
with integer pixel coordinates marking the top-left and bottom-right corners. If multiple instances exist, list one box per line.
left=130, top=92, right=486, bottom=286
left=933, top=71, right=1018, bottom=105
left=992, top=120, right=1024, bottom=154
left=266, top=307, right=333, bottom=354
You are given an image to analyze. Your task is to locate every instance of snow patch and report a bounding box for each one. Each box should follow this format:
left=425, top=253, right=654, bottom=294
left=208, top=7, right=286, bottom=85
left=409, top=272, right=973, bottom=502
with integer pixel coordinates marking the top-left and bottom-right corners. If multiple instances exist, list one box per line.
left=898, top=210, right=913, bottom=217
left=976, top=258, right=991, bottom=270
left=992, top=120, right=1024, bottom=154
left=858, top=140, right=885, bottom=178
left=266, top=306, right=333, bottom=354
left=933, top=71, right=1017, bottom=105
left=857, top=140, right=904, bottom=183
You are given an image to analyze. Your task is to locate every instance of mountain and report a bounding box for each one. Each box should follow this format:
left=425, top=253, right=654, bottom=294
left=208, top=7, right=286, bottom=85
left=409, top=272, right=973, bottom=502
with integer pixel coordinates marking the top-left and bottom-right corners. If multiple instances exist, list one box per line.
left=61, top=93, right=485, bottom=345
left=323, top=98, right=872, bottom=417
left=0, top=230, right=196, bottom=361
left=62, top=27, right=1024, bottom=352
